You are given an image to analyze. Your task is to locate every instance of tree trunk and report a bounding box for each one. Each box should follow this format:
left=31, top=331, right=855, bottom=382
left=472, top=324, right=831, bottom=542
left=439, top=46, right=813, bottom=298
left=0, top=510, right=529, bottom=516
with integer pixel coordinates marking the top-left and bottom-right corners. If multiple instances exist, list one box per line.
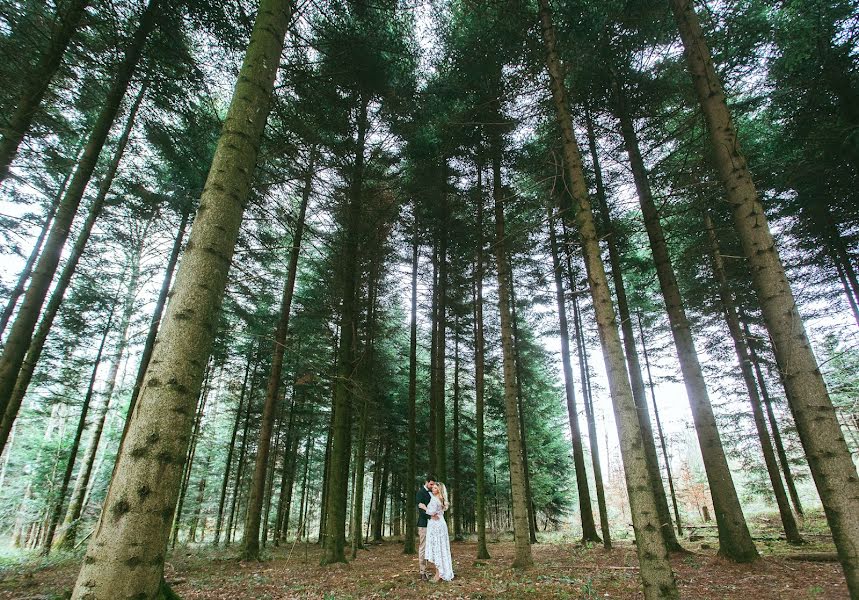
left=56, top=224, right=150, bottom=551
left=490, top=136, right=533, bottom=569
left=584, top=106, right=679, bottom=551
left=0, top=85, right=146, bottom=454
left=0, top=156, right=78, bottom=339
left=638, top=314, right=683, bottom=537
left=404, top=223, right=418, bottom=555
left=214, top=352, right=252, bottom=545
left=473, top=164, right=490, bottom=560
left=537, top=1, right=678, bottom=595
left=745, top=321, right=805, bottom=518
left=227, top=357, right=259, bottom=545
left=433, top=170, right=448, bottom=481
left=41, top=305, right=116, bottom=554
left=243, top=151, right=313, bottom=560
left=613, top=77, right=757, bottom=562
left=70, top=1, right=293, bottom=594
left=670, top=0, right=859, bottom=590
left=0, top=0, right=158, bottom=423
left=452, top=324, right=463, bottom=541
left=703, top=210, right=803, bottom=544
left=508, top=262, right=538, bottom=543
left=0, top=0, right=90, bottom=184
left=322, top=95, right=369, bottom=565
left=187, top=446, right=213, bottom=543
left=547, top=209, right=600, bottom=544
left=372, top=442, right=390, bottom=542
left=428, top=242, right=438, bottom=473
left=122, top=206, right=191, bottom=444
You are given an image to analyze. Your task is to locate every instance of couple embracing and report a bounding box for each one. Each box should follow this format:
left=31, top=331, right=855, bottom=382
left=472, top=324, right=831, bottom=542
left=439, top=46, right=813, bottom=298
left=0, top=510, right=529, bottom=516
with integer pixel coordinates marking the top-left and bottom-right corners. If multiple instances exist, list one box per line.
left=416, top=474, right=454, bottom=582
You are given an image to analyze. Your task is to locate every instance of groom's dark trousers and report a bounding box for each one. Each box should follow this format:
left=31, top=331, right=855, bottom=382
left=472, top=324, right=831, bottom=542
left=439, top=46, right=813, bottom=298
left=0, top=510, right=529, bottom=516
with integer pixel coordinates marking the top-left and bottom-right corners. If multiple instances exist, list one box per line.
left=416, top=485, right=431, bottom=574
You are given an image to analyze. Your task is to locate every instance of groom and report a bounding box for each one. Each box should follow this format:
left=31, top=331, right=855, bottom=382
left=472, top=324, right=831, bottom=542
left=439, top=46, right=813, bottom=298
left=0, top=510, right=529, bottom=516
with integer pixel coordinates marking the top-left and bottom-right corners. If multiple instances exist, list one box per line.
left=416, top=473, right=438, bottom=581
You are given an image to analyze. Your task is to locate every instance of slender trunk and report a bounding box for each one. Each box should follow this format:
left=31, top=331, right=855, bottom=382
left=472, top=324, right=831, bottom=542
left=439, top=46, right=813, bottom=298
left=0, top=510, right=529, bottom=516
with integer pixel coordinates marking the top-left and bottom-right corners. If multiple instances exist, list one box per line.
left=428, top=243, right=438, bottom=473
left=214, top=352, right=252, bottom=545
left=638, top=314, right=683, bottom=537
left=537, top=2, right=677, bottom=595
left=0, top=0, right=158, bottom=424
left=404, top=223, right=418, bottom=555
left=56, top=228, right=149, bottom=551
left=671, top=0, right=859, bottom=590
left=41, top=306, right=115, bottom=554
left=703, top=210, right=803, bottom=544
left=274, top=386, right=298, bottom=542
left=280, top=414, right=302, bottom=540
left=434, top=169, right=448, bottom=481
left=227, top=356, right=259, bottom=545
left=491, top=136, right=533, bottom=568
left=473, top=164, right=490, bottom=560
left=834, top=257, right=859, bottom=329
left=0, top=0, right=90, bottom=184
left=318, top=406, right=334, bottom=544
left=171, top=365, right=213, bottom=548
left=584, top=106, right=679, bottom=551
left=613, top=78, right=757, bottom=562
left=372, top=442, right=390, bottom=541
left=322, top=95, right=369, bottom=565
left=243, top=152, right=313, bottom=559
left=70, top=2, right=293, bottom=592
left=188, top=447, right=213, bottom=543
left=745, top=322, right=805, bottom=518
left=547, top=210, right=600, bottom=544
left=122, top=207, right=191, bottom=444
left=508, top=262, right=538, bottom=543
left=0, top=157, right=78, bottom=339
left=452, top=325, right=463, bottom=541
left=0, top=86, right=146, bottom=454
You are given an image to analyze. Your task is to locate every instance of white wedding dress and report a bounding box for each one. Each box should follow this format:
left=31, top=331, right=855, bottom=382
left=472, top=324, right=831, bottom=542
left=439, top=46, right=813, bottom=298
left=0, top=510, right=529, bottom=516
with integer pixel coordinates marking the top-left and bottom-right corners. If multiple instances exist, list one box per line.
left=424, top=495, right=454, bottom=581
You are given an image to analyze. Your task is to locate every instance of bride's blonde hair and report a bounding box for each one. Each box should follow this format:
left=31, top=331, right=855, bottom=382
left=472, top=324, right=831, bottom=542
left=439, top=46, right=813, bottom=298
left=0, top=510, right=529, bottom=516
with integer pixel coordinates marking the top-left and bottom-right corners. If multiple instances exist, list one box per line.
left=435, top=482, right=450, bottom=510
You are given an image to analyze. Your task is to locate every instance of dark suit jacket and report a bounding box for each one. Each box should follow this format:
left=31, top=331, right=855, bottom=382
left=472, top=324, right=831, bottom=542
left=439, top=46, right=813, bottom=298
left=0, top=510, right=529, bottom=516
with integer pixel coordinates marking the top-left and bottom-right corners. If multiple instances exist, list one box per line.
left=416, top=485, right=431, bottom=527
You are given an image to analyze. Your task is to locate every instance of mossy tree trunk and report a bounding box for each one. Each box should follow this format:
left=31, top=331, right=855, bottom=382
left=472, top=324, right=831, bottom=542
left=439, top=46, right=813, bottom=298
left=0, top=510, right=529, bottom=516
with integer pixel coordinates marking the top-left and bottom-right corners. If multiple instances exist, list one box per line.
left=69, top=1, right=293, bottom=595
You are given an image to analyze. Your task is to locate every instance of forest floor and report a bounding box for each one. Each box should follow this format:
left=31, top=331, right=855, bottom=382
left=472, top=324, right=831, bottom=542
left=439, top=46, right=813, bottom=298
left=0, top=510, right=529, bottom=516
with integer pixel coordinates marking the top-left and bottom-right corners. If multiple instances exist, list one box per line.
left=0, top=517, right=849, bottom=599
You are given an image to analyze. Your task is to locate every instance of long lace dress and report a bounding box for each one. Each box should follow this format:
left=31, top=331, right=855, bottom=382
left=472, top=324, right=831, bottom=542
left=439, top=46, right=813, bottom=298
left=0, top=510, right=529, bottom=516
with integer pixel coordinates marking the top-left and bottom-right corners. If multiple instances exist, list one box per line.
left=424, top=495, right=454, bottom=581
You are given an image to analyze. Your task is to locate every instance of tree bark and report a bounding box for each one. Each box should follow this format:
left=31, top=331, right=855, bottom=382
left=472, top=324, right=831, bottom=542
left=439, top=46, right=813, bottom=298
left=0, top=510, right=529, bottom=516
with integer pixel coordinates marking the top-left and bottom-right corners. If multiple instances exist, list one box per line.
left=243, top=151, right=314, bottom=560
left=638, top=313, right=683, bottom=537
left=491, top=136, right=533, bottom=569
left=473, top=164, right=490, bottom=560
left=670, top=0, right=859, bottom=590
left=703, top=210, right=803, bottom=544
left=0, top=84, right=146, bottom=454
left=537, top=1, right=678, bottom=595
left=322, top=95, right=369, bottom=565
left=214, top=352, right=252, bottom=545
left=70, top=1, right=293, bottom=594
left=55, top=223, right=151, bottom=551
left=612, top=77, right=756, bottom=562
left=41, top=304, right=116, bottom=554
left=0, top=0, right=90, bottom=184
left=404, top=222, right=418, bottom=555
left=433, top=169, right=449, bottom=481
left=452, top=324, right=463, bottom=541
left=547, top=209, right=600, bottom=544
left=227, top=357, right=259, bottom=545
left=0, top=0, right=158, bottom=423
left=584, top=106, right=679, bottom=551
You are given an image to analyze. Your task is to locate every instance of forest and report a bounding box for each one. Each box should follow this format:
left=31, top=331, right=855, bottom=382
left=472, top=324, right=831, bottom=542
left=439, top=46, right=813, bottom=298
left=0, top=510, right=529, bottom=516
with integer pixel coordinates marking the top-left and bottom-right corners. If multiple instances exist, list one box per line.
left=0, top=0, right=857, bottom=598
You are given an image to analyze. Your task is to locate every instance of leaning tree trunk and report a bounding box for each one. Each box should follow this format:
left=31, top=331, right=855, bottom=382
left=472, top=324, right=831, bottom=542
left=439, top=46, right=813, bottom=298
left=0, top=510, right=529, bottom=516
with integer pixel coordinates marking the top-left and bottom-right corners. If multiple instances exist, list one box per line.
left=670, top=0, right=859, bottom=591
left=41, top=305, right=116, bottom=554
left=55, top=227, right=150, bottom=551
left=243, top=152, right=313, bottom=560
left=473, top=164, right=490, bottom=560
left=69, top=1, right=293, bottom=596
left=612, top=77, right=757, bottom=562
left=322, top=95, right=369, bottom=565
left=584, top=107, right=679, bottom=551
left=490, top=136, right=533, bottom=569
left=537, top=1, right=678, bottom=595
left=547, top=208, right=600, bottom=544
left=744, top=327, right=805, bottom=518
left=703, top=210, right=802, bottom=544
left=0, top=0, right=90, bottom=184
left=403, top=223, right=418, bottom=555
left=0, top=1, right=158, bottom=422
left=0, top=85, right=146, bottom=455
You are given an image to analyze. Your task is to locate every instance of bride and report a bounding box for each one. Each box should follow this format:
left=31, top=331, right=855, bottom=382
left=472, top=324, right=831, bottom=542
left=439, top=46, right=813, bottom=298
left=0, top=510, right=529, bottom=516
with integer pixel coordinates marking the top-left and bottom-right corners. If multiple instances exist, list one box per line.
left=419, top=481, right=454, bottom=582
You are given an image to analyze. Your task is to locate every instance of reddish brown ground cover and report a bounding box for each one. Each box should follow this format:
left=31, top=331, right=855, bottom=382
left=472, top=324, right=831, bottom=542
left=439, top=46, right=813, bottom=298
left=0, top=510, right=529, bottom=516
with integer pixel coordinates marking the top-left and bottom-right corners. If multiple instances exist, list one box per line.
left=0, top=535, right=848, bottom=599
